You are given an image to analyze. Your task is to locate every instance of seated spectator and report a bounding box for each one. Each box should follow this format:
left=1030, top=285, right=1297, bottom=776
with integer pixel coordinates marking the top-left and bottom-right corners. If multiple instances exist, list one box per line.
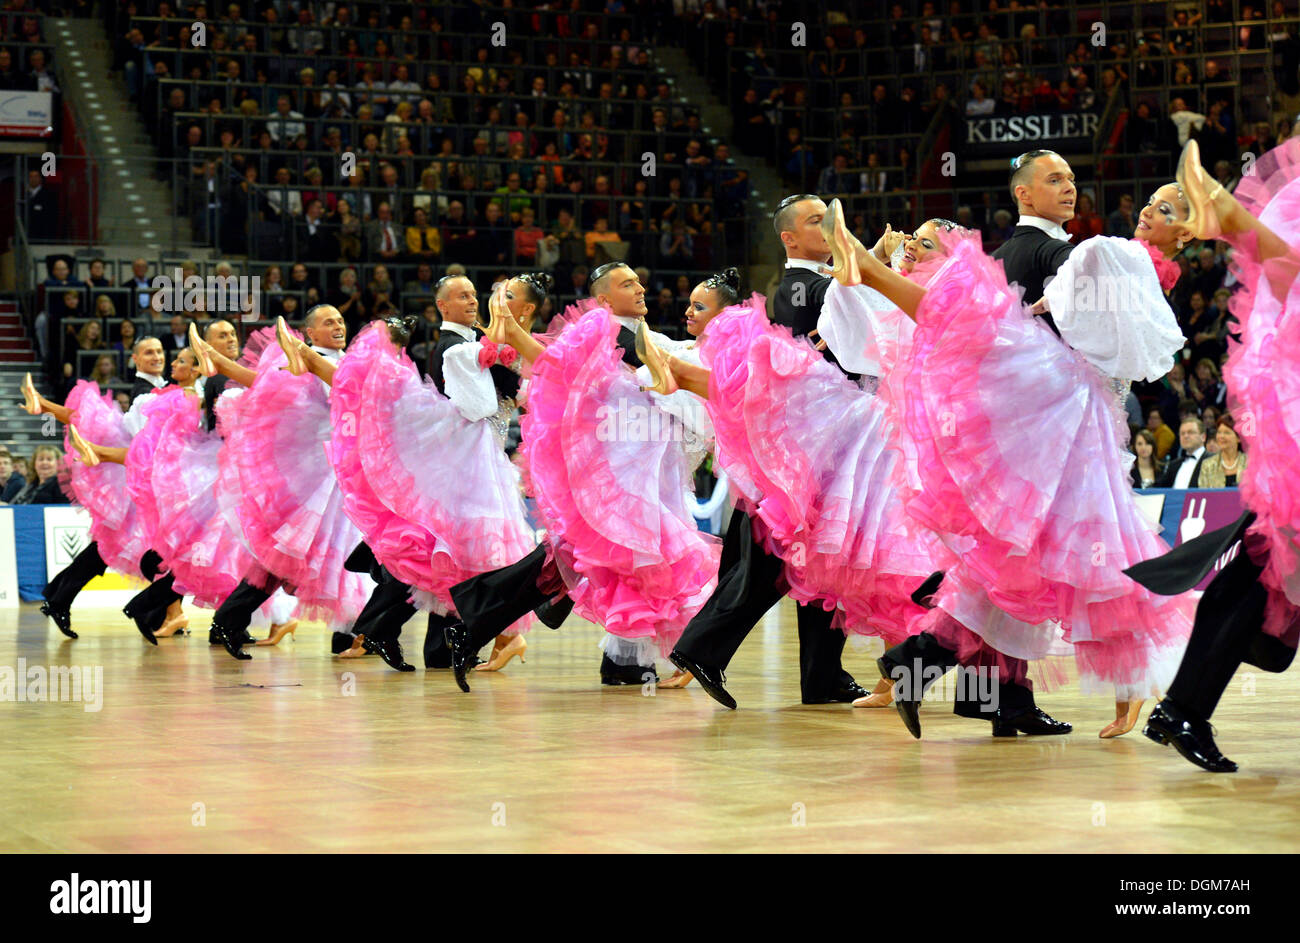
left=365, top=265, right=399, bottom=318
left=1065, top=193, right=1104, bottom=241
left=111, top=318, right=137, bottom=354
left=266, top=95, right=307, bottom=144
left=365, top=202, right=403, bottom=262
left=62, top=306, right=99, bottom=383
left=514, top=207, right=544, bottom=263
left=327, top=268, right=367, bottom=336
left=299, top=199, right=338, bottom=263
left=408, top=264, right=438, bottom=297
left=1131, top=429, right=1160, bottom=488
left=0, top=447, right=25, bottom=503
left=441, top=201, right=478, bottom=264
left=10, top=446, right=69, bottom=505
left=479, top=202, right=513, bottom=266
left=1197, top=414, right=1246, bottom=487
left=967, top=80, right=996, bottom=117
left=585, top=217, right=621, bottom=263
left=1106, top=193, right=1137, bottom=238
left=335, top=199, right=363, bottom=262
left=84, top=259, right=111, bottom=288
left=266, top=166, right=303, bottom=219
left=88, top=354, right=117, bottom=391
left=1158, top=416, right=1208, bottom=488
left=1191, top=357, right=1227, bottom=411
left=659, top=219, right=695, bottom=265
left=1146, top=407, right=1177, bottom=462
left=405, top=207, right=443, bottom=262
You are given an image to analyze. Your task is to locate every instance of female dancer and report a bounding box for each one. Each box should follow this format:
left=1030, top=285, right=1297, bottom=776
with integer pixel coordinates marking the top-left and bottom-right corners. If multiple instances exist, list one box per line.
left=22, top=337, right=186, bottom=641
left=73, top=325, right=299, bottom=645
left=815, top=184, right=1195, bottom=737
left=64, top=347, right=205, bottom=641
left=194, top=306, right=374, bottom=660
left=639, top=227, right=966, bottom=708
left=1133, top=138, right=1300, bottom=771
left=443, top=266, right=721, bottom=692
left=285, top=278, right=542, bottom=673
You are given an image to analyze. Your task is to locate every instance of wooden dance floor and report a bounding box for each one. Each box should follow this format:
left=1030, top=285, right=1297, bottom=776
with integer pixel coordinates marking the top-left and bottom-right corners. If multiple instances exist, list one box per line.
left=3, top=602, right=1298, bottom=854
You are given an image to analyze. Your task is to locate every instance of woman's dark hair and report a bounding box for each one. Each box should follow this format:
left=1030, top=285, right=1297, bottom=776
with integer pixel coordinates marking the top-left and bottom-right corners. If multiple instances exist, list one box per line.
left=702, top=267, right=741, bottom=306
left=515, top=271, right=554, bottom=306
left=1217, top=412, right=1244, bottom=451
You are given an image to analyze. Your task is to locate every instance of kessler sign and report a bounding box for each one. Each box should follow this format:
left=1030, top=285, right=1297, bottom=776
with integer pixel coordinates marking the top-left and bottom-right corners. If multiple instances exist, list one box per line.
left=965, top=112, right=1100, bottom=153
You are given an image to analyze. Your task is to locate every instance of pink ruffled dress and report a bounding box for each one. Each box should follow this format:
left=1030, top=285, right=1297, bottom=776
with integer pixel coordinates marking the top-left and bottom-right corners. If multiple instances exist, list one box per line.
left=1223, top=136, right=1300, bottom=646
left=326, top=321, right=536, bottom=629
left=520, top=306, right=721, bottom=655
left=216, top=330, right=373, bottom=626
left=698, top=294, right=945, bottom=645
left=902, top=231, right=1195, bottom=697
left=61, top=381, right=151, bottom=578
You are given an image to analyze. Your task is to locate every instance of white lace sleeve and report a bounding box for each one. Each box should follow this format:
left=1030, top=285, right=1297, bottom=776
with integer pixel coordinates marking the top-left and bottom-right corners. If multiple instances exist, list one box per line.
left=442, top=342, right=501, bottom=422
left=1043, top=235, right=1185, bottom=382
left=818, top=281, right=912, bottom=376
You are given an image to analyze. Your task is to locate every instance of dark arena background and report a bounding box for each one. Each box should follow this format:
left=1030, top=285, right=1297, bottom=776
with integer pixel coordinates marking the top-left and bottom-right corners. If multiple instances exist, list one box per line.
left=0, top=0, right=1295, bottom=897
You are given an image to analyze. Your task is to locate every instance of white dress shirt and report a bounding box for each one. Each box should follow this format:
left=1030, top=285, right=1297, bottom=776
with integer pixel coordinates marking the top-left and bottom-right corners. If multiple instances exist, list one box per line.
left=1172, top=445, right=1206, bottom=490
left=123, top=371, right=168, bottom=437
left=1015, top=213, right=1072, bottom=242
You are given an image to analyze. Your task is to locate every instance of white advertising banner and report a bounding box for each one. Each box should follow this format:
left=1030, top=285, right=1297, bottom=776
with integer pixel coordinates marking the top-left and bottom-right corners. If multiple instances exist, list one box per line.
left=0, top=90, right=54, bottom=137
left=0, top=509, right=17, bottom=609
left=42, top=505, right=93, bottom=581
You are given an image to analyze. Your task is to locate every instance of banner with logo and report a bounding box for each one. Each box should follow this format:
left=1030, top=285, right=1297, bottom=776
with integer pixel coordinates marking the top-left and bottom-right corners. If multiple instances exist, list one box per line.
left=964, top=112, right=1101, bottom=157
left=0, top=90, right=54, bottom=137
left=1175, top=490, right=1246, bottom=590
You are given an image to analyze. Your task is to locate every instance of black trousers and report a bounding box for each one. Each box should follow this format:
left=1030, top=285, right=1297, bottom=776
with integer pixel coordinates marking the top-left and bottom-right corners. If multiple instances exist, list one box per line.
left=44, top=544, right=179, bottom=623
left=880, top=630, right=1035, bottom=715
left=450, top=544, right=560, bottom=651
left=673, top=510, right=852, bottom=697
left=43, top=541, right=108, bottom=610
left=211, top=577, right=281, bottom=634
left=1166, top=546, right=1295, bottom=719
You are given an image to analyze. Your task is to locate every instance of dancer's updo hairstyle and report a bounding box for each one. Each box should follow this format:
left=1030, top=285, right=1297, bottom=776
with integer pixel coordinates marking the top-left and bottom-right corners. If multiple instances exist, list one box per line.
left=701, top=267, right=742, bottom=306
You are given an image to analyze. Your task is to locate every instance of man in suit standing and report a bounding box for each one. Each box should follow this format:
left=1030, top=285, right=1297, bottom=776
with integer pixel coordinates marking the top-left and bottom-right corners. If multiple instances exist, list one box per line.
left=669, top=194, right=867, bottom=708
left=991, top=148, right=1078, bottom=336
left=1158, top=416, right=1208, bottom=488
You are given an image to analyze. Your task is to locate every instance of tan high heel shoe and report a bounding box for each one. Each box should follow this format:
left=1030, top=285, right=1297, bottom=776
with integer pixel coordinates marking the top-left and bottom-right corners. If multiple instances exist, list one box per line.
left=636, top=321, right=679, bottom=395
left=852, top=676, right=895, bottom=708
left=476, top=633, right=527, bottom=671
left=656, top=669, right=694, bottom=689
left=255, top=619, right=298, bottom=646
left=819, top=198, right=862, bottom=286
left=154, top=605, right=190, bottom=637
left=337, top=633, right=368, bottom=657
left=188, top=322, right=217, bottom=377
left=1176, top=139, right=1228, bottom=242
left=68, top=424, right=100, bottom=466
left=1099, top=699, right=1146, bottom=738
left=20, top=372, right=42, bottom=415
left=276, top=316, right=308, bottom=375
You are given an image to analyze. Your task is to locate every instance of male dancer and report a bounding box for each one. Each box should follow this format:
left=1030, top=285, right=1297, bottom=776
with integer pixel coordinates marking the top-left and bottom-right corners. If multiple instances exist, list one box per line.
left=444, top=262, right=679, bottom=689
left=197, top=305, right=371, bottom=660
left=871, top=155, right=1079, bottom=736
left=24, top=337, right=182, bottom=639
left=349, top=274, right=535, bottom=672
left=668, top=195, right=866, bottom=708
